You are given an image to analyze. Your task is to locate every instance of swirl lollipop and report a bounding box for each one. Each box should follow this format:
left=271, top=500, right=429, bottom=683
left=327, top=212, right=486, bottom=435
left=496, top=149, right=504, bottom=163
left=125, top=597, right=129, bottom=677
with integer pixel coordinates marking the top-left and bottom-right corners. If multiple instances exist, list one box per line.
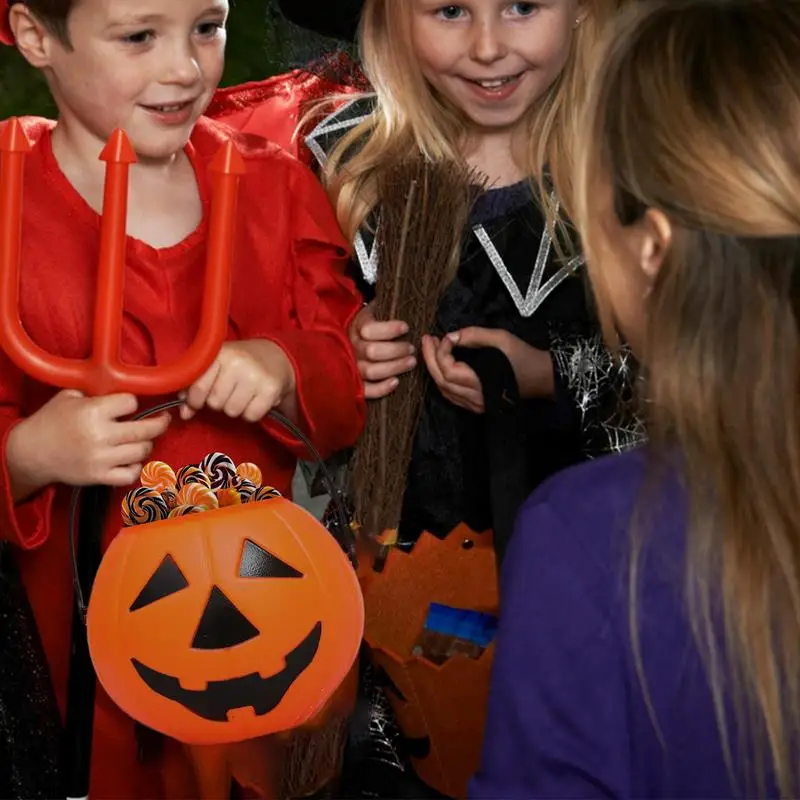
left=139, top=461, right=177, bottom=493
left=176, top=483, right=219, bottom=509
left=217, top=487, right=243, bottom=508
left=253, top=486, right=281, bottom=503
left=176, top=465, right=211, bottom=490
left=168, top=505, right=205, bottom=518
left=236, top=462, right=262, bottom=487
left=200, top=452, right=237, bottom=490
left=161, top=490, right=178, bottom=511
left=236, top=478, right=258, bottom=502
left=122, top=487, right=169, bottom=527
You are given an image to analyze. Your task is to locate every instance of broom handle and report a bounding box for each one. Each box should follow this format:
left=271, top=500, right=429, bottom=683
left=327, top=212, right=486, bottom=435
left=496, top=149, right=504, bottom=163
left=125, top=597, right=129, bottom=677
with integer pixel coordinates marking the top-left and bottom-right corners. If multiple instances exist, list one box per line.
left=379, top=179, right=418, bottom=506
left=386, top=179, right=417, bottom=322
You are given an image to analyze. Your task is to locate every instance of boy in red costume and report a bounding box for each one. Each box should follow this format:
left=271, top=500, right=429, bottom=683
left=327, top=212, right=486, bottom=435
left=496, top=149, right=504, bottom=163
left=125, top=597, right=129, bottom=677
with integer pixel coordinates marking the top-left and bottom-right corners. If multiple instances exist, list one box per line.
left=0, top=0, right=365, bottom=797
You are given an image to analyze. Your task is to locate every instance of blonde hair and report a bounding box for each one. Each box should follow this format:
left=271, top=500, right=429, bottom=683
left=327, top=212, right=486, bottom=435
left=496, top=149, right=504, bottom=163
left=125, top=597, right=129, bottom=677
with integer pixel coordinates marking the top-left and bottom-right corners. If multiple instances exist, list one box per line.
left=321, top=0, right=622, bottom=246
left=574, top=0, right=800, bottom=794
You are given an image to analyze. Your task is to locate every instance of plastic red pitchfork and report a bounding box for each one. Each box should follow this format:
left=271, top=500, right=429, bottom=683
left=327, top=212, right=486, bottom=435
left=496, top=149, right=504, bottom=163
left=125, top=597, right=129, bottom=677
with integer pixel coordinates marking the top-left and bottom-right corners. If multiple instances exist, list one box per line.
left=0, top=118, right=245, bottom=396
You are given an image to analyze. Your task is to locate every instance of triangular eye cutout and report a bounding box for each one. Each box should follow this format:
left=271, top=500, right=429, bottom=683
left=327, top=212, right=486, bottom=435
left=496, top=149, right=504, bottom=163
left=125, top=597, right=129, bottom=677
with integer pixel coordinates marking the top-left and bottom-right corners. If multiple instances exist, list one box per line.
left=239, top=539, right=303, bottom=579
left=130, top=555, right=189, bottom=612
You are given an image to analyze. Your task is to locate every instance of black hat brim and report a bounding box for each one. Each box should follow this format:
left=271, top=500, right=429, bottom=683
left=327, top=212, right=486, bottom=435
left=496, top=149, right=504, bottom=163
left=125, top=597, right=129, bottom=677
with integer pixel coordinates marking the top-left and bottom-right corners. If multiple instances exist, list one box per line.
left=277, top=0, right=364, bottom=42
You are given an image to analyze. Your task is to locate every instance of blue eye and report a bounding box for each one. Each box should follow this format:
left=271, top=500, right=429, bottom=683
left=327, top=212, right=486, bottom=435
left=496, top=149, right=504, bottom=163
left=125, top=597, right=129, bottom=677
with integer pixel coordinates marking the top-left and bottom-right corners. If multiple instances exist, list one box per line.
left=437, top=5, right=466, bottom=20
left=122, top=29, right=154, bottom=45
left=509, top=2, right=538, bottom=14
left=196, top=21, right=225, bottom=38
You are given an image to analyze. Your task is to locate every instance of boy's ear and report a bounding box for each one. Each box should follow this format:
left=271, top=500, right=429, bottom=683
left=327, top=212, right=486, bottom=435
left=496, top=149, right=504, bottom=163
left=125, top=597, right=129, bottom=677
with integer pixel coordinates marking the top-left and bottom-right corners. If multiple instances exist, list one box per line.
left=9, top=3, right=62, bottom=67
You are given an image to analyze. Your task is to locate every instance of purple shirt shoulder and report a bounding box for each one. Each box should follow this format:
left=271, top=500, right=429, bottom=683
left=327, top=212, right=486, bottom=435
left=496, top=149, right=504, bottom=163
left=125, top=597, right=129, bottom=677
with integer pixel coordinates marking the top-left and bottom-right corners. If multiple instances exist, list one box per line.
left=470, top=447, right=776, bottom=799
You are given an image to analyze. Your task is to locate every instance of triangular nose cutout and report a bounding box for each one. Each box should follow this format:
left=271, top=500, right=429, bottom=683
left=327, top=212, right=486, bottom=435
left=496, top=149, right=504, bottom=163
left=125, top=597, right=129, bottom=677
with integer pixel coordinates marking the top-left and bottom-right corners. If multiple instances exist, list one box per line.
left=192, top=586, right=260, bottom=650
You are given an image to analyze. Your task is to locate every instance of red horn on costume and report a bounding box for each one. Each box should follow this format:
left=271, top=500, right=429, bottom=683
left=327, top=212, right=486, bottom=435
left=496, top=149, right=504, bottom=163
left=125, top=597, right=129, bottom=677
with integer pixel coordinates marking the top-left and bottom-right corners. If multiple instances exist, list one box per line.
left=1, top=0, right=15, bottom=46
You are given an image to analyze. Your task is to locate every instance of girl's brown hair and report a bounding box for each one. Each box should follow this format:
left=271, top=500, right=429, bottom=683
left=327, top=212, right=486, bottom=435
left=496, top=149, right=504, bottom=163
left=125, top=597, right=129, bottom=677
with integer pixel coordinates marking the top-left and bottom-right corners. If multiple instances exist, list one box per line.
left=320, top=0, right=623, bottom=247
left=574, top=0, right=800, bottom=794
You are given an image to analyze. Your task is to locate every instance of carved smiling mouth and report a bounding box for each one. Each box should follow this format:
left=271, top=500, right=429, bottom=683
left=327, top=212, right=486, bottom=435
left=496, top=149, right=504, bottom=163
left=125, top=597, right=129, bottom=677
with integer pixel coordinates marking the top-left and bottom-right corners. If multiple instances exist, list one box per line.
left=131, top=622, right=322, bottom=722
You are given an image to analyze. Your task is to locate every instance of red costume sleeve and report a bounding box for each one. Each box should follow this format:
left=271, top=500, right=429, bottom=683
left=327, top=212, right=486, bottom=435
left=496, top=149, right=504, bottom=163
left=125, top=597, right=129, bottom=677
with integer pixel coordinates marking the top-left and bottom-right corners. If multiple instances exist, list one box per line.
left=205, top=59, right=368, bottom=167
left=0, top=349, right=55, bottom=550
left=256, top=159, right=366, bottom=460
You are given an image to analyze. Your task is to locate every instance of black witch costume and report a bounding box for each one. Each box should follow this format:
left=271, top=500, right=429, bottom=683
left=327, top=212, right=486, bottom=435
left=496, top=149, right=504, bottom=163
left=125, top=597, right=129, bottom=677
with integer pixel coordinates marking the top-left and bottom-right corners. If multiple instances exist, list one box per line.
left=278, top=4, right=643, bottom=797
left=304, top=93, right=643, bottom=560
left=304, top=95, right=642, bottom=799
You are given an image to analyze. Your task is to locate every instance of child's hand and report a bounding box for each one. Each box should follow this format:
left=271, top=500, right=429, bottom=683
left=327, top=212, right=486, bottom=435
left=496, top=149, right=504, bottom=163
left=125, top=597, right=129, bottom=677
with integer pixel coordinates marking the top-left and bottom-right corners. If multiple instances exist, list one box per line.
left=7, top=390, right=171, bottom=498
left=422, top=334, right=486, bottom=414
left=349, top=305, right=416, bottom=399
left=421, top=328, right=556, bottom=414
left=181, top=340, right=296, bottom=422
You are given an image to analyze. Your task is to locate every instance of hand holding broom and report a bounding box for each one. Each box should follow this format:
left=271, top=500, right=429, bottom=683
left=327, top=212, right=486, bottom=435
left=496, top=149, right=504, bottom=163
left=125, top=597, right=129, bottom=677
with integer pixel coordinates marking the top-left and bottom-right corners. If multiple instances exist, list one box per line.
left=348, top=306, right=416, bottom=399
left=351, top=155, right=484, bottom=540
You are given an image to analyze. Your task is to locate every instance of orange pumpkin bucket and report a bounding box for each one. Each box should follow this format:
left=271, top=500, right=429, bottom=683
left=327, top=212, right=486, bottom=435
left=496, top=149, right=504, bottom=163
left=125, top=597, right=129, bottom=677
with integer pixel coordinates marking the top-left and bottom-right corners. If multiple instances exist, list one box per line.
left=87, top=498, right=363, bottom=745
left=68, top=406, right=365, bottom=750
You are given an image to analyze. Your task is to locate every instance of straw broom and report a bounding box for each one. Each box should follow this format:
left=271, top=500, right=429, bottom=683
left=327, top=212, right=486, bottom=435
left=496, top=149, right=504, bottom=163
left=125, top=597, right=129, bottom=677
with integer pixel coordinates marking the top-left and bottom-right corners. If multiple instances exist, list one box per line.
left=352, top=156, right=484, bottom=540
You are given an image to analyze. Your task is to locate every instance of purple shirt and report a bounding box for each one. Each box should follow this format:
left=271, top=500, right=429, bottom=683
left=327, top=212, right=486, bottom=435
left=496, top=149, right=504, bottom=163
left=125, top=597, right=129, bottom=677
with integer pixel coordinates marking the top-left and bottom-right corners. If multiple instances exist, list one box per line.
left=470, top=448, right=777, bottom=798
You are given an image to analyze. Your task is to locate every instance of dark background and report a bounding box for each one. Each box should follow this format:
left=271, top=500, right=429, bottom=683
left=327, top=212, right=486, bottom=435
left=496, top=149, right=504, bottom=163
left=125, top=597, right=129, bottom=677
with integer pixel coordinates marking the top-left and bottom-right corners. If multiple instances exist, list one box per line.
left=0, top=0, right=347, bottom=118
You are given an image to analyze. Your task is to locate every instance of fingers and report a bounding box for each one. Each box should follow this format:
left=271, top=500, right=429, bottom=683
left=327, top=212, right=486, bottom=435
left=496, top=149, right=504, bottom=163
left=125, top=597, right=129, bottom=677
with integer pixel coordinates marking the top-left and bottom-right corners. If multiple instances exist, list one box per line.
left=208, top=361, right=281, bottom=418
left=441, top=383, right=485, bottom=412
left=348, top=305, right=376, bottom=343
left=359, top=354, right=416, bottom=383
left=434, top=336, right=480, bottom=390
left=180, top=393, right=196, bottom=421
left=364, top=377, right=400, bottom=400
left=359, top=319, right=409, bottom=342
left=351, top=315, right=418, bottom=406
left=354, top=338, right=415, bottom=363
left=223, top=383, right=258, bottom=419
left=110, top=413, right=171, bottom=445
left=105, top=463, right=144, bottom=487
left=449, top=326, right=509, bottom=351
left=92, top=393, right=139, bottom=419
left=423, top=335, right=486, bottom=414
left=421, top=335, right=445, bottom=385
left=204, top=364, right=241, bottom=412
left=182, top=360, right=221, bottom=420
left=353, top=319, right=416, bottom=396
left=113, top=441, right=156, bottom=468
left=242, top=394, right=274, bottom=423
left=182, top=350, right=284, bottom=422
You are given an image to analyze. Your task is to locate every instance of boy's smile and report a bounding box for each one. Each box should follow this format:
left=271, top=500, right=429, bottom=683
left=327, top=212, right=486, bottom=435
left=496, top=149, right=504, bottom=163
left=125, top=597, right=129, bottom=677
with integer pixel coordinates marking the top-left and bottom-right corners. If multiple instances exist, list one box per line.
left=139, top=99, right=203, bottom=128
left=18, top=0, right=229, bottom=163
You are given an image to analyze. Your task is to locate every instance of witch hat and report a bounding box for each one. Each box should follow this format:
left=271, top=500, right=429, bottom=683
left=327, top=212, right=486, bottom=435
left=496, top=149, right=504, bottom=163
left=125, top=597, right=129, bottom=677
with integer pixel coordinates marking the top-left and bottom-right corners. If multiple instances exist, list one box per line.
left=276, top=0, right=363, bottom=42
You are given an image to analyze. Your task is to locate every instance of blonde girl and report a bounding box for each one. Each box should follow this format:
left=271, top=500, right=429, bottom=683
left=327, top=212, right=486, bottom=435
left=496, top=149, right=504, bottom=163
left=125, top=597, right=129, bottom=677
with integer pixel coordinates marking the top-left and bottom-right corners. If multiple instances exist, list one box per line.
left=280, top=0, right=636, bottom=796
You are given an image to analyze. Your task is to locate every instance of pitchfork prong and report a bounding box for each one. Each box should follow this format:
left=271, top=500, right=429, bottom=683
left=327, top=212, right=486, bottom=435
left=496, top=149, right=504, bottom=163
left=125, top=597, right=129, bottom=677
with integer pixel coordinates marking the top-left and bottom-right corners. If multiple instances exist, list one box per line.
left=0, top=123, right=244, bottom=397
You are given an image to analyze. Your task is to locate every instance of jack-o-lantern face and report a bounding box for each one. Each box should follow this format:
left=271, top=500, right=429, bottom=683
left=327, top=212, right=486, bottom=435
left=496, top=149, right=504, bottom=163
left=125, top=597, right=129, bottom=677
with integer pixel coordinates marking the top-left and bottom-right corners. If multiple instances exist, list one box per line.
left=88, top=501, right=364, bottom=745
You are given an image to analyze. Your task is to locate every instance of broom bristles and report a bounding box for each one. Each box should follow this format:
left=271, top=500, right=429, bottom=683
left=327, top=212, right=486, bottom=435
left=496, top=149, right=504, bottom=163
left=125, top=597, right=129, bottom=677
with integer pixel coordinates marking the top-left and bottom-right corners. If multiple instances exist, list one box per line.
left=352, top=157, right=484, bottom=539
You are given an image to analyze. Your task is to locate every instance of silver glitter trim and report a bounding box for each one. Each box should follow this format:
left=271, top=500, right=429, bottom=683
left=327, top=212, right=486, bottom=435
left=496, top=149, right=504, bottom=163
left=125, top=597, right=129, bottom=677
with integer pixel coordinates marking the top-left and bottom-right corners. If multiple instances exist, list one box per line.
left=305, top=96, right=379, bottom=284
left=305, top=100, right=585, bottom=304
left=472, top=203, right=584, bottom=318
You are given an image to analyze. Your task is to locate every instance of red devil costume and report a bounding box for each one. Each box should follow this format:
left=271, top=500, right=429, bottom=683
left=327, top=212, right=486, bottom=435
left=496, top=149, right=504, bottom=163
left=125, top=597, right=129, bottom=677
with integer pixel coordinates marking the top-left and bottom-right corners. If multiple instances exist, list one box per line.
left=0, top=108, right=365, bottom=797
